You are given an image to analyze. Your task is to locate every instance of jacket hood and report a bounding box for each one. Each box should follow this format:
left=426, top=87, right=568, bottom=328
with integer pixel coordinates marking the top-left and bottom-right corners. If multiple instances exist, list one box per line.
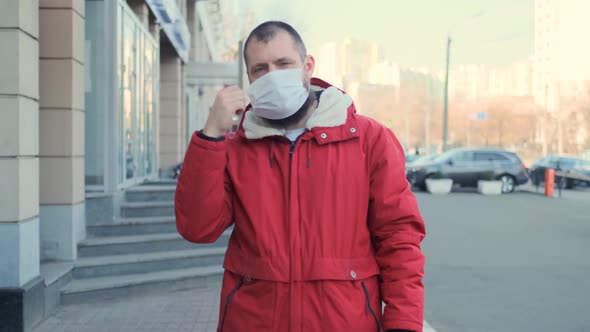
left=237, top=78, right=354, bottom=140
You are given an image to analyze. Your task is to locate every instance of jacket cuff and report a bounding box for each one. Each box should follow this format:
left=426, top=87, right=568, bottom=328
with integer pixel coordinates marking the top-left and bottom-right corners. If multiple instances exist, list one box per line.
left=383, top=318, right=423, bottom=332
left=191, top=131, right=227, bottom=152
left=197, top=130, right=225, bottom=142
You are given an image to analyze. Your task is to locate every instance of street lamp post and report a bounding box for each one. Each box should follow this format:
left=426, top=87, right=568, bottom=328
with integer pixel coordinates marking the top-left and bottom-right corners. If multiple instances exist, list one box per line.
left=442, top=35, right=452, bottom=152
left=441, top=11, right=484, bottom=152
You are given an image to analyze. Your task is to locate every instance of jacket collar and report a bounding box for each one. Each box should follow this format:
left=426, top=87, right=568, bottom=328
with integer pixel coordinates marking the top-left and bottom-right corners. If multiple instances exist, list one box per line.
left=237, top=78, right=358, bottom=143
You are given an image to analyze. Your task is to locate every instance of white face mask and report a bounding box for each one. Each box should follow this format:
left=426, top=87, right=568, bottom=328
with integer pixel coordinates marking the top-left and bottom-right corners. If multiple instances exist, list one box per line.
left=247, top=68, right=310, bottom=120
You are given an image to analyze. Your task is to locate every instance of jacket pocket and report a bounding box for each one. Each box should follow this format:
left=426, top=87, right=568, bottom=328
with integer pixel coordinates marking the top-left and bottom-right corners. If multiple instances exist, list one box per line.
left=361, top=281, right=382, bottom=332
left=219, top=277, right=244, bottom=332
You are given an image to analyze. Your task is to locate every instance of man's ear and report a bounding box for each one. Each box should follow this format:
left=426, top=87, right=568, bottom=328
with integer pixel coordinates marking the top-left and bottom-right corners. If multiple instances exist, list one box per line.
left=304, top=55, right=315, bottom=79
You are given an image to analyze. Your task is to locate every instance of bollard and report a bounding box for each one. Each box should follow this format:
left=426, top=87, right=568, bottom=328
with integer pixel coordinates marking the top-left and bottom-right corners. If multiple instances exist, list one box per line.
left=544, top=168, right=555, bottom=197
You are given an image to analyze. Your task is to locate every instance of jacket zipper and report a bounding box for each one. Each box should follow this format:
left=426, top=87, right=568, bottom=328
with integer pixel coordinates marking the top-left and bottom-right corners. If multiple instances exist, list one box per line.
left=362, top=281, right=381, bottom=332
left=289, top=140, right=296, bottom=157
left=287, top=138, right=298, bottom=331
left=220, top=279, right=244, bottom=332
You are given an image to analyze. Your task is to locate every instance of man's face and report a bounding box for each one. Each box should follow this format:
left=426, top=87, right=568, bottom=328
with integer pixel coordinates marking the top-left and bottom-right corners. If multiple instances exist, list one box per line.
left=245, top=30, right=314, bottom=85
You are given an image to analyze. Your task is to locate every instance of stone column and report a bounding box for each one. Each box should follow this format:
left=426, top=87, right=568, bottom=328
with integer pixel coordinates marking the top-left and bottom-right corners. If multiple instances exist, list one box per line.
left=0, top=0, right=43, bottom=330
left=38, top=0, right=86, bottom=261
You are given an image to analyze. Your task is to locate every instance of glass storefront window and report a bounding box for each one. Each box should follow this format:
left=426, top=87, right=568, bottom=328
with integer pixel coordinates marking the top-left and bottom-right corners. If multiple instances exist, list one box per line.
left=117, top=5, right=124, bottom=185
left=117, top=1, right=159, bottom=187
left=85, top=0, right=159, bottom=191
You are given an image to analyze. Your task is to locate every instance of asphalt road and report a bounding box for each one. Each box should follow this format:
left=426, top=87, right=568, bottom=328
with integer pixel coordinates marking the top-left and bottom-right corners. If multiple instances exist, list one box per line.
left=417, top=189, right=590, bottom=332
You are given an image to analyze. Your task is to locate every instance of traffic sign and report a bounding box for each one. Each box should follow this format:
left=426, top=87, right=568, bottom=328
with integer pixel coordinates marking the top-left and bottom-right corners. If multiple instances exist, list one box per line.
left=475, top=112, right=488, bottom=120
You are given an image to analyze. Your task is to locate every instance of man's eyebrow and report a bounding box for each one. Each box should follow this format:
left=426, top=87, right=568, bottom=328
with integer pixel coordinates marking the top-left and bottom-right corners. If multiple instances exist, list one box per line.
left=275, top=57, right=293, bottom=63
left=251, top=62, right=269, bottom=69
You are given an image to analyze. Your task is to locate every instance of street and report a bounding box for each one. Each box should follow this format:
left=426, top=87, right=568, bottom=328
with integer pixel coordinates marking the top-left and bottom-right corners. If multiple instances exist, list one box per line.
left=32, top=189, right=590, bottom=332
left=421, top=188, right=590, bottom=332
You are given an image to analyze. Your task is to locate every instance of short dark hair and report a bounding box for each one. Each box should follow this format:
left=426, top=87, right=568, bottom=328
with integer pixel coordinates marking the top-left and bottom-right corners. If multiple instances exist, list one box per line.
left=243, top=21, right=307, bottom=65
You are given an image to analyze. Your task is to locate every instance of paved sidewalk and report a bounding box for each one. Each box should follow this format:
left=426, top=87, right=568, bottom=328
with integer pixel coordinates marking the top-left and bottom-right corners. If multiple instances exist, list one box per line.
left=33, top=277, right=436, bottom=332
left=33, top=280, right=222, bottom=332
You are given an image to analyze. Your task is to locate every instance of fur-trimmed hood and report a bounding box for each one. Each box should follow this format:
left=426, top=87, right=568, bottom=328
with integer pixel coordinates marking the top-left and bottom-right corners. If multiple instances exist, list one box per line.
left=237, top=78, right=355, bottom=140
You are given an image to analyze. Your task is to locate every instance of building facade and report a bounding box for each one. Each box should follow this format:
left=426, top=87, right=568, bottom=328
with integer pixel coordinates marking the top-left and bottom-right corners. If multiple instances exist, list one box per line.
left=0, top=0, right=234, bottom=330
left=446, top=60, right=533, bottom=101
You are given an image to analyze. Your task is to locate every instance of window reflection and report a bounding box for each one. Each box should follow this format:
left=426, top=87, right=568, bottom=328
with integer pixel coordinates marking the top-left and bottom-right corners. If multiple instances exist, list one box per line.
left=118, top=2, right=159, bottom=184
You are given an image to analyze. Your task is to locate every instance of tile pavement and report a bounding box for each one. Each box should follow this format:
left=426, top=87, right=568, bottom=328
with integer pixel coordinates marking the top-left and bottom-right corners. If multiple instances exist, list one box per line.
left=32, top=279, right=223, bottom=332
left=32, top=277, right=436, bottom=332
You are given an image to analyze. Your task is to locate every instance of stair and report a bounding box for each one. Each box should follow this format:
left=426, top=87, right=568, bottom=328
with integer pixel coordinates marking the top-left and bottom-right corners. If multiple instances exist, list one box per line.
left=120, top=201, right=175, bottom=218
left=61, top=182, right=228, bottom=304
left=125, top=185, right=176, bottom=202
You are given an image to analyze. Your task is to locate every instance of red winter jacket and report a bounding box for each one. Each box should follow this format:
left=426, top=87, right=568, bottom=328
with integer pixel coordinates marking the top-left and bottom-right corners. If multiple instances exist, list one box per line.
left=175, top=78, right=426, bottom=332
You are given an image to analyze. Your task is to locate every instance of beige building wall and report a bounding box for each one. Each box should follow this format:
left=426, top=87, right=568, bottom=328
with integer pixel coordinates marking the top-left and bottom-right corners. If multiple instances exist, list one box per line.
left=38, top=0, right=86, bottom=261
left=0, top=0, right=41, bottom=289
left=159, top=44, right=184, bottom=170
left=186, top=0, right=217, bottom=135
left=156, top=0, right=196, bottom=171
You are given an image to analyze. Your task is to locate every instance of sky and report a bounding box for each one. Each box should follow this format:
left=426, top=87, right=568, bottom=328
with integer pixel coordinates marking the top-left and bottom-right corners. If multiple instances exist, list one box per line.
left=230, top=0, right=535, bottom=72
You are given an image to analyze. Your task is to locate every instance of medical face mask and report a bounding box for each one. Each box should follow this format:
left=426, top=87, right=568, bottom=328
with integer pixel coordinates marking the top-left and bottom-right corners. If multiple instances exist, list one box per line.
left=247, top=68, right=310, bottom=120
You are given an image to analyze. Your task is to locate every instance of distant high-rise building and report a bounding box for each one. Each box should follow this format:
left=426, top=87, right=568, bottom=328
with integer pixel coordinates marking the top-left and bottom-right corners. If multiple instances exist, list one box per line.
left=315, top=38, right=381, bottom=90
left=341, top=38, right=380, bottom=83
left=368, top=61, right=401, bottom=86
left=448, top=65, right=489, bottom=100
left=447, top=60, right=533, bottom=100
left=533, top=0, right=590, bottom=110
left=488, top=60, right=533, bottom=98
left=316, top=41, right=345, bottom=88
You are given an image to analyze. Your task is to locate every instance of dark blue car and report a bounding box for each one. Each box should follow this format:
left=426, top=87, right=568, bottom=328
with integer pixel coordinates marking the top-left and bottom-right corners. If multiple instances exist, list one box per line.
left=530, top=156, right=590, bottom=189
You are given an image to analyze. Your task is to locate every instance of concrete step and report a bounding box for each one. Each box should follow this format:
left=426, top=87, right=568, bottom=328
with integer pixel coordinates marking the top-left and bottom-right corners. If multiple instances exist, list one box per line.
left=78, top=230, right=232, bottom=257
left=60, top=265, right=224, bottom=305
left=143, top=179, right=177, bottom=186
left=125, top=185, right=176, bottom=203
left=120, top=201, right=174, bottom=218
left=86, top=216, right=177, bottom=237
left=73, top=247, right=227, bottom=279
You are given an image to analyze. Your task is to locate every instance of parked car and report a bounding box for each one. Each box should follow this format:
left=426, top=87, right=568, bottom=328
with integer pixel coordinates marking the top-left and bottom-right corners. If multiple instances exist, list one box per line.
left=406, top=148, right=529, bottom=193
left=529, top=156, right=590, bottom=189
left=405, top=154, right=421, bottom=165
left=407, top=154, right=438, bottom=167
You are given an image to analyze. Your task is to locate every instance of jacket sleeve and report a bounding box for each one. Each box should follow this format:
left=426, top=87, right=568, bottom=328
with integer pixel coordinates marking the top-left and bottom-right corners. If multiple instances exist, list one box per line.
left=175, top=131, right=234, bottom=243
left=367, top=125, right=426, bottom=332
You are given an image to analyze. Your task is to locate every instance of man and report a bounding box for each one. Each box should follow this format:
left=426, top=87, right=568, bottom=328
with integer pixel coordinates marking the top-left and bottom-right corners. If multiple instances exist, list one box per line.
left=175, top=21, right=426, bottom=332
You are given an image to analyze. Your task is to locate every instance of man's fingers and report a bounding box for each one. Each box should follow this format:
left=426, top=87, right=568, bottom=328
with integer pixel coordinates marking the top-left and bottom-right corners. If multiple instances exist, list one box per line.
left=225, top=95, right=246, bottom=104
left=225, top=90, right=247, bottom=101
left=221, top=86, right=245, bottom=95
left=225, top=95, right=247, bottom=108
left=223, top=85, right=240, bottom=91
left=230, top=100, right=245, bottom=112
left=222, top=85, right=242, bottom=95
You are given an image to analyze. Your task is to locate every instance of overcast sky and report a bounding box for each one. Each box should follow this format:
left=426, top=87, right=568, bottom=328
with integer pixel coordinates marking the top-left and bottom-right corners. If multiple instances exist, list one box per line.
left=230, top=0, right=534, bottom=71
